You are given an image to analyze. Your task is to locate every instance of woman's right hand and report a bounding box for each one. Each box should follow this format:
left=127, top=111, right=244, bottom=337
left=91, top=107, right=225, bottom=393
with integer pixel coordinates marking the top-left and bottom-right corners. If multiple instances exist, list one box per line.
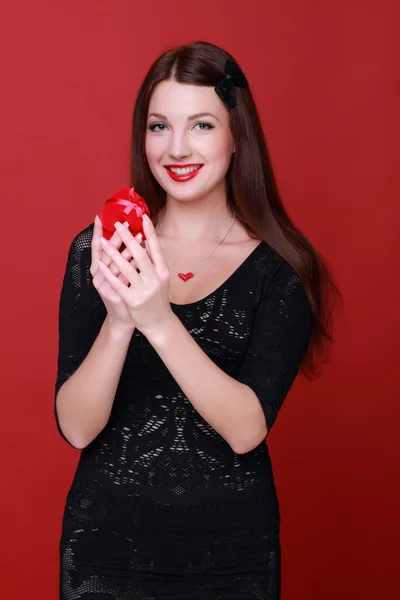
left=90, top=215, right=141, bottom=333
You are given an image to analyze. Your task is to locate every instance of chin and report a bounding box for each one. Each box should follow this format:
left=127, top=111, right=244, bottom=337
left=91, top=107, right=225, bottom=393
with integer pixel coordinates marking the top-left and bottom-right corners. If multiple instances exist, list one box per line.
left=168, top=189, right=207, bottom=203
left=161, top=178, right=206, bottom=200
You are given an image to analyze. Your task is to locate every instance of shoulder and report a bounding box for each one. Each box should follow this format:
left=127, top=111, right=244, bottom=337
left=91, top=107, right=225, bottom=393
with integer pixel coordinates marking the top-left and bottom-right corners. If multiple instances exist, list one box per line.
left=245, top=240, right=295, bottom=287
left=63, top=223, right=94, bottom=284
left=69, top=222, right=94, bottom=253
left=247, top=241, right=311, bottom=311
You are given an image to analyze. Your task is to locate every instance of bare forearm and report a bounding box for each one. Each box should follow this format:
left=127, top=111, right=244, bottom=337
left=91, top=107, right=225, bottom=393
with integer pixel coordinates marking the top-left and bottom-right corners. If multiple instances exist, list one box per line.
left=56, top=316, right=134, bottom=448
left=146, top=316, right=267, bottom=454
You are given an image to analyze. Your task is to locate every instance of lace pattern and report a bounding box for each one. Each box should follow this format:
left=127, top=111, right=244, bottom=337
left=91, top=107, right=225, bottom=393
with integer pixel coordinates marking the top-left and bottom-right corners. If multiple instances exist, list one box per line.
left=55, top=224, right=312, bottom=599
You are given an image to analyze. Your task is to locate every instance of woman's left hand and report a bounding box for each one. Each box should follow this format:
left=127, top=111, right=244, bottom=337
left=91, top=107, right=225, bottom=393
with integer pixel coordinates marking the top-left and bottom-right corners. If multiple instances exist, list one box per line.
left=97, top=214, right=174, bottom=339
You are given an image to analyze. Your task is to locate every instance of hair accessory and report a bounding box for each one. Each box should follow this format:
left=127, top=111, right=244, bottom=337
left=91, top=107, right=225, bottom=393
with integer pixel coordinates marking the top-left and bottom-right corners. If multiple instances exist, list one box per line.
left=214, top=59, right=248, bottom=108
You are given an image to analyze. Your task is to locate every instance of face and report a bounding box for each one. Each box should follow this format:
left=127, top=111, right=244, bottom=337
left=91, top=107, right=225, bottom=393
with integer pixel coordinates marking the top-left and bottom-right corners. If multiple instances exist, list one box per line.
left=145, top=79, right=235, bottom=204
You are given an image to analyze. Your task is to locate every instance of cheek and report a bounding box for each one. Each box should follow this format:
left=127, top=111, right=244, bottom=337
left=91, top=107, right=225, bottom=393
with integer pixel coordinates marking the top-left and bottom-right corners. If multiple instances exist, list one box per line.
left=145, top=135, right=165, bottom=165
left=206, top=134, right=233, bottom=170
left=144, top=136, right=155, bottom=164
left=144, top=138, right=161, bottom=182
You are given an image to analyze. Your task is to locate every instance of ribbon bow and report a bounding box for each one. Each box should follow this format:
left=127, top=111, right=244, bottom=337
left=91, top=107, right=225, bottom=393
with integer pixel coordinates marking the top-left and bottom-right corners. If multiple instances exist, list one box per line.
left=214, top=59, right=248, bottom=108
left=100, top=186, right=150, bottom=240
left=114, top=188, right=144, bottom=218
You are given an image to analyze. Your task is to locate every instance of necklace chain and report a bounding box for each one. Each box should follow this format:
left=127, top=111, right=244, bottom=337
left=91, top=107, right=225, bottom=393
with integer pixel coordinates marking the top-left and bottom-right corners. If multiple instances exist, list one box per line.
left=158, top=212, right=237, bottom=278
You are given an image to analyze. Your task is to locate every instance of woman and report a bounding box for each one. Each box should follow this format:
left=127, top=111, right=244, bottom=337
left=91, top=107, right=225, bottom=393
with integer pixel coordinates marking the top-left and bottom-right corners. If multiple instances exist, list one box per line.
left=55, top=41, right=339, bottom=599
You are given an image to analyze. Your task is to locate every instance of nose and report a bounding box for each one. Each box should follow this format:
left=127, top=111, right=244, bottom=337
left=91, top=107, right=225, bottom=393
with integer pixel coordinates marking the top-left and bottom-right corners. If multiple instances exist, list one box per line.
left=167, top=129, right=192, bottom=160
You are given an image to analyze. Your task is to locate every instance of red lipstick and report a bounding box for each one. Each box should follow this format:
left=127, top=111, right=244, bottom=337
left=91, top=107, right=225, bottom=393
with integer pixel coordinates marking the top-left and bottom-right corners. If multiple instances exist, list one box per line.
left=164, top=164, right=204, bottom=182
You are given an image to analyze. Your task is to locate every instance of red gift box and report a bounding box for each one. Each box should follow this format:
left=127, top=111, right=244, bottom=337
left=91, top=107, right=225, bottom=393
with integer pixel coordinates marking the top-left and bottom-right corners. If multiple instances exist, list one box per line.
left=100, top=187, right=150, bottom=241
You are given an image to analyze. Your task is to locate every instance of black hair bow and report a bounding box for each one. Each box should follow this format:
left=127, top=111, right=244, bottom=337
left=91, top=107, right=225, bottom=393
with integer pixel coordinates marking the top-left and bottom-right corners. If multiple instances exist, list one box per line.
left=214, top=59, right=248, bottom=108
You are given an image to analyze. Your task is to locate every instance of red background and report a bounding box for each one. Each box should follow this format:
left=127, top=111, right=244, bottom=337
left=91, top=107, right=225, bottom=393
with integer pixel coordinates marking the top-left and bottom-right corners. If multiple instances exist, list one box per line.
left=1, top=1, right=398, bottom=598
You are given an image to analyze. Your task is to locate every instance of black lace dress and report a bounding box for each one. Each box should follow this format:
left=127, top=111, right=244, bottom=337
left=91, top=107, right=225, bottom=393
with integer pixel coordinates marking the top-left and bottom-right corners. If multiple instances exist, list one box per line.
left=55, top=223, right=312, bottom=600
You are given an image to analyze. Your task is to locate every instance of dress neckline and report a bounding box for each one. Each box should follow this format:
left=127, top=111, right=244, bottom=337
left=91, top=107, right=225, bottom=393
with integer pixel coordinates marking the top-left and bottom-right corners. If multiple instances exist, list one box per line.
left=170, top=241, right=265, bottom=308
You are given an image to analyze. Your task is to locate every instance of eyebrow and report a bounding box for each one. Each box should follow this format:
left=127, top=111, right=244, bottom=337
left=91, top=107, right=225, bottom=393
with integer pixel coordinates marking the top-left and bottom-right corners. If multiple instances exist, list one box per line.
left=148, top=112, right=219, bottom=122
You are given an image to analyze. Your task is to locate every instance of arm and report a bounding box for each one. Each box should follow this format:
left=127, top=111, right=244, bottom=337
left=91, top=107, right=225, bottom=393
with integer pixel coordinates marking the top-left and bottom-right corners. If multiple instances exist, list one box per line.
left=149, top=317, right=266, bottom=455
left=96, top=219, right=312, bottom=454
left=54, top=230, right=134, bottom=449
left=147, top=259, right=312, bottom=455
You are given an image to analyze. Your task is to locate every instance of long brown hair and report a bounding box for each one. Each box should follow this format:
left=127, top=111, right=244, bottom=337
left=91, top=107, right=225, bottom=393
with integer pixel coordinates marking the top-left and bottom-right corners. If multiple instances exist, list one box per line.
left=131, top=41, right=341, bottom=378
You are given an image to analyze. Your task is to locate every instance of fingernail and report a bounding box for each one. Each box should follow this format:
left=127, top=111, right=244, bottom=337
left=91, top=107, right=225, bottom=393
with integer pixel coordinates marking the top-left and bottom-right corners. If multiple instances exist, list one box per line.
left=114, top=221, right=123, bottom=230
left=136, top=233, right=142, bottom=242
left=143, top=214, right=150, bottom=224
left=123, top=221, right=129, bottom=228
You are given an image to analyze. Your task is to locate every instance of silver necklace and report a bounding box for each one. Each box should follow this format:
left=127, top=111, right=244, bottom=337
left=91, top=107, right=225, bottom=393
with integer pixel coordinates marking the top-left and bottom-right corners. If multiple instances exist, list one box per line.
left=158, top=212, right=236, bottom=282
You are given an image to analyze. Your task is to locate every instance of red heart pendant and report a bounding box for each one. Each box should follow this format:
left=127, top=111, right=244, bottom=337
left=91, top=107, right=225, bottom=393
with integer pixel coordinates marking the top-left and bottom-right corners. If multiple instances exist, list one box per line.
left=178, top=272, right=194, bottom=282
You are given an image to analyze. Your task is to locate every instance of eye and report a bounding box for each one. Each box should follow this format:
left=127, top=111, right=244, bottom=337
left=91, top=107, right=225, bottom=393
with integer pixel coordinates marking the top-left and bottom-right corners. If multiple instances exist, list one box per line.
left=148, top=122, right=167, bottom=132
left=194, top=122, right=214, bottom=131
left=147, top=121, right=215, bottom=132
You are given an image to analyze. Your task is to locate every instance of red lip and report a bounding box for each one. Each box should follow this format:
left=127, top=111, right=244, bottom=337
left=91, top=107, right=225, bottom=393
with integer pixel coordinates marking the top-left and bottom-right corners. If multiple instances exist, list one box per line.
left=164, top=163, right=203, bottom=168
left=164, top=164, right=204, bottom=182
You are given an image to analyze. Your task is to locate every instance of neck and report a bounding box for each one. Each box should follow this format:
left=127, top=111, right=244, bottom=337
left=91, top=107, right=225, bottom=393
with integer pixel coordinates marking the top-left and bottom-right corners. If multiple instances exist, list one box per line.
left=157, top=190, right=235, bottom=244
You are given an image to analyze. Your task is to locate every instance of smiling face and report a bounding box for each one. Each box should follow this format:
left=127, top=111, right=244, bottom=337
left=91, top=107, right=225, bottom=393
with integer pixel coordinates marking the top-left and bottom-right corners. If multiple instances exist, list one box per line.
left=145, top=79, right=235, bottom=204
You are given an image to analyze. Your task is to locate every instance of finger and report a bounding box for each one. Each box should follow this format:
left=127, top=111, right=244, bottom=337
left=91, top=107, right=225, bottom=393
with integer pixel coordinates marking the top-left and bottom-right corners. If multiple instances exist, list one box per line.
left=92, top=217, right=130, bottom=281
left=110, top=220, right=130, bottom=244
left=100, top=236, right=142, bottom=287
left=109, top=254, right=138, bottom=282
left=141, top=214, right=170, bottom=277
left=97, top=258, right=135, bottom=305
left=118, top=272, right=130, bottom=286
left=93, top=260, right=130, bottom=288
left=100, top=221, right=130, bottom=268
left=91, top=215, right=103, bottom=270
left=113, top=222, right=154, bottom=281
left=108, top=263, right=130, bottom=286
left=92, top=215, right=124, bottom=272
left=109, top=238, right=140, bottom=276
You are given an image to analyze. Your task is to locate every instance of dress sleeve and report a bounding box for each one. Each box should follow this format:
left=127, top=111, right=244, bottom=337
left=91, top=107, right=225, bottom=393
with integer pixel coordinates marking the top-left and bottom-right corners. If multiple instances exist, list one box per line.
left=54, top=225, right=106, bottom=445
left=236, top=258, right=313, bottom=435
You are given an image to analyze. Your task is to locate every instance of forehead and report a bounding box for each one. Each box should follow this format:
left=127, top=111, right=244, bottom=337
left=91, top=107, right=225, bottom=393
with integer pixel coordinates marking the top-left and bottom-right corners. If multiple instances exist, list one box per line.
left=148, top=80, right=227, bottom=120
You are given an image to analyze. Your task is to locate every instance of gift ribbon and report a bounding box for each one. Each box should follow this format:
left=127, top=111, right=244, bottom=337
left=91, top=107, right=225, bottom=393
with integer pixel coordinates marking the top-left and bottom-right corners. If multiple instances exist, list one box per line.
left=110, top=198, right=144, bottom=218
